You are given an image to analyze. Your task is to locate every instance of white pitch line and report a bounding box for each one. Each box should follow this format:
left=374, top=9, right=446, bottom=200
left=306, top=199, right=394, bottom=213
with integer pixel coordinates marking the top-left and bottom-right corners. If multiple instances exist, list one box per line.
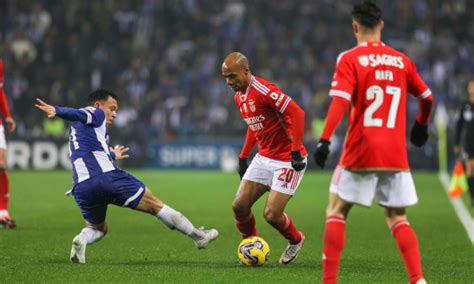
left=438, top=172, right=474, bottom=245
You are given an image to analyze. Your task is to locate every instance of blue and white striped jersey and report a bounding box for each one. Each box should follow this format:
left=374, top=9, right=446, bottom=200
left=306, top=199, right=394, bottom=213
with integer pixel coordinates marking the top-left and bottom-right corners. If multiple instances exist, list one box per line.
left=55, top=106, right=116, bottom=184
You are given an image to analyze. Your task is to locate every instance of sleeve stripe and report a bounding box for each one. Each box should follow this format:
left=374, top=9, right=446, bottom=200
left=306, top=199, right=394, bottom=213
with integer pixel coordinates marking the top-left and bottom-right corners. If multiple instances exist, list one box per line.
left=329, top=90, right=352, bottom=101
left=252, top=82, right=269, bottom=95
left=80, top=109, right=93, bottom=124
left=279, top=97, right=291, bottom=113
left=418, top=89, right=432, bottom=100
left=252, top=80, right=270, bottom=92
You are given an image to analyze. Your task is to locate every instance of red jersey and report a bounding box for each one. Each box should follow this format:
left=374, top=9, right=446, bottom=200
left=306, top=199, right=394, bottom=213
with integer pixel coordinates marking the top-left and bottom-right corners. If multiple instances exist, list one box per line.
left=329, top=42, right=432, bottom=171
left=234, top=76, right=307, bottom=162
left=0, top=60, right=12, bottom=123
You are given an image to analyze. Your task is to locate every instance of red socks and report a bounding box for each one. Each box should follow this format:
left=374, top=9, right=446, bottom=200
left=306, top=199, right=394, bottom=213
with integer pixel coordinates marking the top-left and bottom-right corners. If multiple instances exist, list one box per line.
left=0, top=171, right=9, bottom=212
left=270, top=213, right=302, bottom=244
left=322, top=216, right=346, bottom=284
left=322, top=217, right=423, bottom=284
left=391, top=220, right=424, bottom=284
left=234, top=212, right=258, bottom=238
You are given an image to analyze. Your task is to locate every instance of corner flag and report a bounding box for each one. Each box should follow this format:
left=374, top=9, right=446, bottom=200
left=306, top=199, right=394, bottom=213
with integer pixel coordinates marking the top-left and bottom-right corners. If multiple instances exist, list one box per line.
left=448, top=160, right=468, bottom=198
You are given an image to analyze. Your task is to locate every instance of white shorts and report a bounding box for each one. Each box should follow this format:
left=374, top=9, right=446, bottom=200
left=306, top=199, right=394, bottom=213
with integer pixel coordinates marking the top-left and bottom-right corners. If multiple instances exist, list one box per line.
left=329, top=166, right=418, bottom=208
left=0, top=125, right=6, bottom=149
left=243, top=153, right=306, bottom=196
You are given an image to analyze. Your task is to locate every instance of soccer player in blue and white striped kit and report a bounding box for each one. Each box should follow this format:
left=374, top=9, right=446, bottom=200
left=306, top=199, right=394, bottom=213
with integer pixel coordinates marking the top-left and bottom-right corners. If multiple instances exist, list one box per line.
left=35, top=89, right=218, bottom=264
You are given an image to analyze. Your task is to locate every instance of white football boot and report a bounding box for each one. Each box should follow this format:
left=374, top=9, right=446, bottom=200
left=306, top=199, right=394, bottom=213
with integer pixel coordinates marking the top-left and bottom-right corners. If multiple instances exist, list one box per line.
left=415, top=279, right=427, bottom=284
left=70, top=235, right=87, bottom=264
left=193, top=227, right=219, bottom=249
left=279, top=232, right=305, bottom=264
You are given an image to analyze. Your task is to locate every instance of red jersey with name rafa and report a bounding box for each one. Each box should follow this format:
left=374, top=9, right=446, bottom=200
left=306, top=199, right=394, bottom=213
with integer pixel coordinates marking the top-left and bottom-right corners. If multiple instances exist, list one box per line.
left=234, top=76, right=306, bottom=162
left=329, top=42, right=432, bottom=170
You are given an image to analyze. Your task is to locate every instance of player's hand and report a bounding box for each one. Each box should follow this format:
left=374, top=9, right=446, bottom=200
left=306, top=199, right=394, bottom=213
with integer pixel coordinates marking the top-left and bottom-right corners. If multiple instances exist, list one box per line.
left=410, top=121, right=428, bottom=147
left=291, top=151, right=306, bottom=171
left=314, top=139, right=331, bottom=168
left=238, top=158, right=248, bottom=180
left=35, top=98, right=56, bottom=118
left=4, top=117, right=16, bottom=133
left=110, top=145, right=130, bottom=160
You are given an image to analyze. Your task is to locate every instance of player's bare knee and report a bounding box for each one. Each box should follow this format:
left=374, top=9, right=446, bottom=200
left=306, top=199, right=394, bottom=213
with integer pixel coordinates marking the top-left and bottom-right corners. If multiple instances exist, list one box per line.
left=101, top=224, right=108, bottom=235
left=263, top=208, right=281, bottom=225
left=137, top=188, right=164, bottom=215
left=384, top=207, right=407, bottom=227
left=232, top=199, right=248, bottom=216
left=0, top=162, right=6, bottom=173
left=150, top=201, right=164, bottom=215
left=326, top=202, right=351, bottom=218
left=144, top=196, right=163, bottom=215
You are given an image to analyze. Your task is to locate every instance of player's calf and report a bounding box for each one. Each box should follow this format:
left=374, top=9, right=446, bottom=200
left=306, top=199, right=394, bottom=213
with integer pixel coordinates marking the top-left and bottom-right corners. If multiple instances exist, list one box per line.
left=232, top=200, right=258, bottom=238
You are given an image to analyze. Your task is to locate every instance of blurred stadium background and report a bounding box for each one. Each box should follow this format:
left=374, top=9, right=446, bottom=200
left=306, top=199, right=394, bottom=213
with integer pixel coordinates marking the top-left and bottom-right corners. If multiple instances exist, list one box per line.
left=1, top=1, right=474, bottom=283
left=1, top=0, right=472, bottom=171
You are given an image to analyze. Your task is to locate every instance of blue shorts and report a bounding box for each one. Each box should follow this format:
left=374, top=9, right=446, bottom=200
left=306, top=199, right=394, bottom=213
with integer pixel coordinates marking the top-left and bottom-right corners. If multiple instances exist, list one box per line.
left=72, top=169, right=146, bottom=225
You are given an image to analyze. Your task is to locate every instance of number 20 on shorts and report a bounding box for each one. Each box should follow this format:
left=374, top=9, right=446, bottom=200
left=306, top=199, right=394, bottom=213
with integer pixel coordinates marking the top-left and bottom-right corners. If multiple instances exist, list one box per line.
left=278, top=168, right=295, bottom=182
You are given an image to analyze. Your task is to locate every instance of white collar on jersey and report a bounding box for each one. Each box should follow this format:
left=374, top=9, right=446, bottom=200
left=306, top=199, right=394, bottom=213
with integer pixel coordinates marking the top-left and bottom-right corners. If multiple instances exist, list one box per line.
left=358, top=41, right=385, bottom=46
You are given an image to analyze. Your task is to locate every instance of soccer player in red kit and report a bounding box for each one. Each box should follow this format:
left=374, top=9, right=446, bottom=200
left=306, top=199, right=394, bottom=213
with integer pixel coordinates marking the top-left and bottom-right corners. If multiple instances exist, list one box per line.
left=222, top=52, right=307, bottom=264
left=0, top=59, right=17, bottom=229
left=313, top=2, right=433, bottom=283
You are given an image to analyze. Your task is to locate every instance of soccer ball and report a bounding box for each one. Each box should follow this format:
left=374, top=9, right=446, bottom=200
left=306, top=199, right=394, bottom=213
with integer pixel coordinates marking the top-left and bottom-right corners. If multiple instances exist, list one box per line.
left=237, top=236, right=270, bottom=266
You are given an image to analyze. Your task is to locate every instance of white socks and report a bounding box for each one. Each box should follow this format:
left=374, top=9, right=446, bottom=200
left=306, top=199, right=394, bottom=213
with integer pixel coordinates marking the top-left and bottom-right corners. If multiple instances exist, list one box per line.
left=156, top=204, right=202, bottom=239
left=77, top=227, right=105, bottom=245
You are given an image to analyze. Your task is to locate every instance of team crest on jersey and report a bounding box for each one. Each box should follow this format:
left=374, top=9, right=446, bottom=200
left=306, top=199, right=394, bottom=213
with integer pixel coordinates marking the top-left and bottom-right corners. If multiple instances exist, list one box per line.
left=248, top=99, right=256, bottom=112
left=358, top=56, right=369, bottom=67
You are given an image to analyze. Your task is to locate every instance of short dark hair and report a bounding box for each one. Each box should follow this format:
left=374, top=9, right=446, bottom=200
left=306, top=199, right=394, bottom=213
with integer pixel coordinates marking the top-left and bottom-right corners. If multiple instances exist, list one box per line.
left=352, top=1, right=382, bottom=29
left=87, top=89, right=118, bottom=103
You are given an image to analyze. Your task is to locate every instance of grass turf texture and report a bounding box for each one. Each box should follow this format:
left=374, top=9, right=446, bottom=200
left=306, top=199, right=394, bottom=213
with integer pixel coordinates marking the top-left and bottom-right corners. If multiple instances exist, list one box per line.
left=0, top=171, right=472, bottom=283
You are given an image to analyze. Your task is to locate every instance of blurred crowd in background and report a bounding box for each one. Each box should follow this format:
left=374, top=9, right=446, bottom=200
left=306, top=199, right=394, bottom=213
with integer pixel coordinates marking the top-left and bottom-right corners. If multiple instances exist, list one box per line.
left=0, top=0, right=473, bottom=167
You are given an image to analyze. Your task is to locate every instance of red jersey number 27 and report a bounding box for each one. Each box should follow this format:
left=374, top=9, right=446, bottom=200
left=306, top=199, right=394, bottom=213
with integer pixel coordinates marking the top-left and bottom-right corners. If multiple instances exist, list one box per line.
left=363, top=85, right=401, bottom=129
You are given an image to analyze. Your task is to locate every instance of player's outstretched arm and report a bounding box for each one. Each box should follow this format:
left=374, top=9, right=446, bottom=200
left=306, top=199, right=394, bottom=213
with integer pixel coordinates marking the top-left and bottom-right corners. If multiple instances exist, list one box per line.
left=35, top=98, right=57, bottom=118
left=314, top=97, right=350, bottom=168
left=36, top=98, right=105, bottom=127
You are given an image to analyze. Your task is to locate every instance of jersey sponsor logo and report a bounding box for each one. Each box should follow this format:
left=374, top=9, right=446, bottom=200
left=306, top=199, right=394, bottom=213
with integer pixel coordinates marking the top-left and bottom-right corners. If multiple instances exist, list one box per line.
left=249, top=123, right=264, bottom=131
left=249, top=99, right=256, bottom=112
left=244, top=114, right=265, bottom=125
left=360, top=54, right=405, bottom=69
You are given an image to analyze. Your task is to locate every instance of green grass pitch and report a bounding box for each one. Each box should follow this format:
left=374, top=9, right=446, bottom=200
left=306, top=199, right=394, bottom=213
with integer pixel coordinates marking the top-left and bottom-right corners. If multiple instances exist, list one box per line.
left=0, top=171, right=472, bottom=283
